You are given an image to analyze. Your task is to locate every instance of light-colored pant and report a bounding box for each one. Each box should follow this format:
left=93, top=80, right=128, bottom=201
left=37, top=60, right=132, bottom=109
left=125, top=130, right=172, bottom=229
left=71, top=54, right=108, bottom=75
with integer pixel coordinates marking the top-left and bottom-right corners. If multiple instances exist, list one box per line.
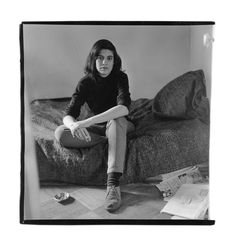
left=54, top=117, right=135, bottom=174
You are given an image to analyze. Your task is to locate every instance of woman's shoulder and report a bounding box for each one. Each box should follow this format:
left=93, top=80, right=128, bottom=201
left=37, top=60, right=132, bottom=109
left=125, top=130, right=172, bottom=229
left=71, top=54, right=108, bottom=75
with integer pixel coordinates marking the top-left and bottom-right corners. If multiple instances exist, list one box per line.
left=77, top=74, right=94, bottom=86
left=116, top=70, right=128, bottom=80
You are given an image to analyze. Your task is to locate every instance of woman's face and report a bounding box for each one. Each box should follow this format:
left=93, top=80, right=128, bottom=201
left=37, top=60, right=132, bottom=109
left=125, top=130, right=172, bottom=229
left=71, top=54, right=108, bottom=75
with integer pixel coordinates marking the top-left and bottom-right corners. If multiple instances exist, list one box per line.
left=96, top=49, right=114, bottom=77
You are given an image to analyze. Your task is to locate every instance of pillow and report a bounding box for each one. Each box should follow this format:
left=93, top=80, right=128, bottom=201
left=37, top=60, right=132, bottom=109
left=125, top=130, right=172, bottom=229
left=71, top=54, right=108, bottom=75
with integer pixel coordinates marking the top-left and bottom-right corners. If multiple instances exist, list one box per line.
left=152, top=70, right=210, bottom=123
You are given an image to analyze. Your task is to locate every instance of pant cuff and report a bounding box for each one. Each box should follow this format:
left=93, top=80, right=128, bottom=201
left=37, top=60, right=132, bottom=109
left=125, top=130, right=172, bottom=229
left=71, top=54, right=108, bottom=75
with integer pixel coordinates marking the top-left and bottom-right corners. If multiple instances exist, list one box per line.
left=107, top=167, right=123, bottom=174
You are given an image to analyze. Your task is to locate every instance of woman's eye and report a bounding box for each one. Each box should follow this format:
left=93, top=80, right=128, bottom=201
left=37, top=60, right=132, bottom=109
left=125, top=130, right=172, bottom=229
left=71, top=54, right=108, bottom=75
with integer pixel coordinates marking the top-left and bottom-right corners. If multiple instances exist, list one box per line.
left=108, top=57, right=113, bottom=61
left=97, top=56, right=103, bottom=60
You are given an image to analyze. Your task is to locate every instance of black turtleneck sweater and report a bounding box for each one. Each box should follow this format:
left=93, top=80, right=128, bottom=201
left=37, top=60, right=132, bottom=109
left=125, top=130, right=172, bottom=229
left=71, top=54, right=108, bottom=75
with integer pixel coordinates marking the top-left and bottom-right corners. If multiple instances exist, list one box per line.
left=65, top=71, right=131, bottom=119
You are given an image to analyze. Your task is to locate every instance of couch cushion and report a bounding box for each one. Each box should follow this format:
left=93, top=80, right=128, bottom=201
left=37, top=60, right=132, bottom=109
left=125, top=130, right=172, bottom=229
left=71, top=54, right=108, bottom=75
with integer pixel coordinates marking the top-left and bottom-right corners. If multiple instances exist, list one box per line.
left=152, top=70, right=210, bottom=123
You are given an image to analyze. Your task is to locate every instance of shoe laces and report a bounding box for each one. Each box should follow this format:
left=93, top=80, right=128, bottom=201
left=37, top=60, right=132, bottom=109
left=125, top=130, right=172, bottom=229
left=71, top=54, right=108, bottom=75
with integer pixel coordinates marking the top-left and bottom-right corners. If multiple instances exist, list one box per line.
left=106, top=186, right=119, bottom=200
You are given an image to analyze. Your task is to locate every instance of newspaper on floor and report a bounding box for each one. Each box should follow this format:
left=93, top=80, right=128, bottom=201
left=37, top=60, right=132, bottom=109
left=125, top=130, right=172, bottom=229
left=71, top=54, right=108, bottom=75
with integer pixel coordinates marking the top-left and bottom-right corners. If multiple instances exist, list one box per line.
left=161, top=183, right=209, bottom=219
left=155, top=166, right=204, bottom=200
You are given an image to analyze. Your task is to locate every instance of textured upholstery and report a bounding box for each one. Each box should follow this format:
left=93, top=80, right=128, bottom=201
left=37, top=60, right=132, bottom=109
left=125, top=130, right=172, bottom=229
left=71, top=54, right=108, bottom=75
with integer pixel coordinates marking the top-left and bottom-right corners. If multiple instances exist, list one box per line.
left=152, top=70, right=209, bottom=123
left=30, top=70, right=210, bottom=185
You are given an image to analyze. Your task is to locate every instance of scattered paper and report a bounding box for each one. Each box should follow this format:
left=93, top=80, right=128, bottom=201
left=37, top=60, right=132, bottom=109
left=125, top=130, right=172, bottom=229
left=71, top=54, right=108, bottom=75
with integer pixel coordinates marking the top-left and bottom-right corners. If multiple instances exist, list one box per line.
left=155, top=166, right=203, bottom=200
left=160, top=183, right=209, bottom=219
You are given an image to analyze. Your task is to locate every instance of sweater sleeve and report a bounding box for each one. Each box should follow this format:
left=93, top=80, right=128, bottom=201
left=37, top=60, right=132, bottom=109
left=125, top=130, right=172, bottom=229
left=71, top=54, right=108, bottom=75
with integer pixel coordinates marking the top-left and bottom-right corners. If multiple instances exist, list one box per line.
left=116, top=72, right=131, bottom=110
left=65, top=78, right=88, bottom=119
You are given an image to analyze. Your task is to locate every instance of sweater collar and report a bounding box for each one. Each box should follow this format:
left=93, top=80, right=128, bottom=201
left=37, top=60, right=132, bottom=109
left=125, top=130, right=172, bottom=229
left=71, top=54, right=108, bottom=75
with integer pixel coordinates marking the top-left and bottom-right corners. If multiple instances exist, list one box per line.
left=95, top=72, right=115, bottom=83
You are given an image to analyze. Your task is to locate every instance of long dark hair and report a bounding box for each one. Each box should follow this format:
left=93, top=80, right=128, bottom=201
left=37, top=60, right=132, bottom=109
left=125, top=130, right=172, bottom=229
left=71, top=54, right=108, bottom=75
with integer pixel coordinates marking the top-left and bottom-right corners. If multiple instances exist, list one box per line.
left=84, top=39, right=122, bottom=77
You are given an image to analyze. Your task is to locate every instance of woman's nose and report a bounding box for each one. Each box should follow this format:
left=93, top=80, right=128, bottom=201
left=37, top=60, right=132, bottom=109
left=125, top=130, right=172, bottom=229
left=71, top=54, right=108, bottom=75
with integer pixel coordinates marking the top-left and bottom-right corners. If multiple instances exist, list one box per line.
left=102, top=58, right=107, bottom=65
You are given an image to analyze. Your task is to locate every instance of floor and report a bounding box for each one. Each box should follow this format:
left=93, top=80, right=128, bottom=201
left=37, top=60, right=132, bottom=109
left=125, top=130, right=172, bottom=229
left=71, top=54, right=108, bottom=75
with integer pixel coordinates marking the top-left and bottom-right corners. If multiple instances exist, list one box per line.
left=39, top=164, right=209, bottom=220
left=39, top=183, right=171, bottom=219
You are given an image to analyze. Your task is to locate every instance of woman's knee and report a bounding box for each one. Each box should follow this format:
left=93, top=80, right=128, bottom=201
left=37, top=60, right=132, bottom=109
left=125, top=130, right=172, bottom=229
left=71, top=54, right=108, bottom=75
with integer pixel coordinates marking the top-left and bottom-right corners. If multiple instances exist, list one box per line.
left=106, top=117, right=128, bottom=132
left=54, top=125, right=67, bottom=142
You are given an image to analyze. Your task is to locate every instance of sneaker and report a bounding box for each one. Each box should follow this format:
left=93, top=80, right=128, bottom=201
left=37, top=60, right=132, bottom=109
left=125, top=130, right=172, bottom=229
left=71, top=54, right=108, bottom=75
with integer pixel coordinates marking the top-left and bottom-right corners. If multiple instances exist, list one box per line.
left=104, top=186, right=121, bottom=212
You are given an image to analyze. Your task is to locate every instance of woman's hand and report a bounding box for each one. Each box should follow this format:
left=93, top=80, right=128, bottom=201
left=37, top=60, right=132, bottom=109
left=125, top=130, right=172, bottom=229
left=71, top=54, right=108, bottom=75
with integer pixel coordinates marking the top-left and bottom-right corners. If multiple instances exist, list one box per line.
left=73, top=119, right=93, bottom=129
left=74, top=128, right=91, bottom=142
left=70, top=120, right=92, bottom=142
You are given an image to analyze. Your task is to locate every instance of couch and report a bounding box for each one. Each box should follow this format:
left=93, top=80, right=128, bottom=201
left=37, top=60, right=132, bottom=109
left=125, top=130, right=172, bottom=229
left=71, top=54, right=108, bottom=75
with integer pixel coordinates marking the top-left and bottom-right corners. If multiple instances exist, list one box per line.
left=30, top=70, right=210, bottom=185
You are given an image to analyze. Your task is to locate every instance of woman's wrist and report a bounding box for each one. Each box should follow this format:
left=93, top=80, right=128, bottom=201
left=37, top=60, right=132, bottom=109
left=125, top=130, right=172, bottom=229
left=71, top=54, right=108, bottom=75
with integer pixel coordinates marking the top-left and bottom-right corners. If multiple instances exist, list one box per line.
left=85, top=117, right=95, bottom=126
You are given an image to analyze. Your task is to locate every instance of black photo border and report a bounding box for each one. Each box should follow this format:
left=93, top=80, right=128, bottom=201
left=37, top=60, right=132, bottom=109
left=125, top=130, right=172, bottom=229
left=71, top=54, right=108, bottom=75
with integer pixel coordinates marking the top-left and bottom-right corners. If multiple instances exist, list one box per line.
left=20, top=21, right=215, bottom=225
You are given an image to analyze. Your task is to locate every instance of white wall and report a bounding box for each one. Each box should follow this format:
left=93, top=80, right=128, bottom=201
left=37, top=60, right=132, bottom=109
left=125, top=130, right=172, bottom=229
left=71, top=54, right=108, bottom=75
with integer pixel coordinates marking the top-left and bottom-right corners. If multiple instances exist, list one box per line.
left=190, top=25, right=214, bottom=99
left=23, top=25, right=192, bottom=102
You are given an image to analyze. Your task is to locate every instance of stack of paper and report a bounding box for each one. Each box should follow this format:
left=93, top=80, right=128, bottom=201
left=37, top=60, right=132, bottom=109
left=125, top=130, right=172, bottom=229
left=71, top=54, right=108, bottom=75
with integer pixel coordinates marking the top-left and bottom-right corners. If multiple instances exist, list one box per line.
left=155, top=166, right=203, bottom=200
left=160, top=183, right=209, bottom=219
